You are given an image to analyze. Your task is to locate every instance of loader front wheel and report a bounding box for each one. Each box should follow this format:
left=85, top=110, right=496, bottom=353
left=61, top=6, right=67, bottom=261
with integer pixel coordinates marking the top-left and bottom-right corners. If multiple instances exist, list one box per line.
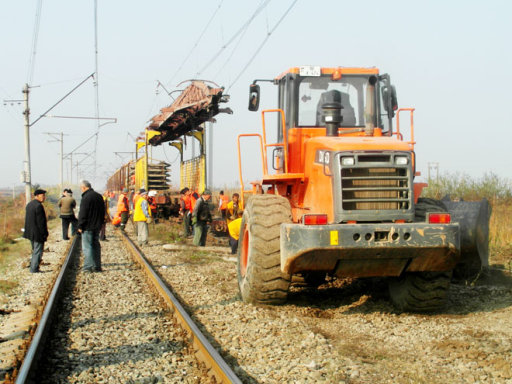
left=389, top=272, right=452, bottom=312
left=237, top=195, right=292, bottom=304
left=389, top=198, right=453, bottom=312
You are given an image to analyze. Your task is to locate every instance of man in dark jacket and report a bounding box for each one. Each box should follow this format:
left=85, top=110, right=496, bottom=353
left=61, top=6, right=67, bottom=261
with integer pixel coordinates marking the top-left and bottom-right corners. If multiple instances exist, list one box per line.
left=23, top=189, right=49, bottom=273
left=78, top=180, right=105, bottom=273
left=191, top=189, right=212, bottom=246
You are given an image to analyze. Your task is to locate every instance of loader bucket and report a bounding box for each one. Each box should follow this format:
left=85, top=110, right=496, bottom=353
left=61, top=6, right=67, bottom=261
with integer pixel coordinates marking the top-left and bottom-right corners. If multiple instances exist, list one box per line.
left=442, top=197, right=491, bottom=274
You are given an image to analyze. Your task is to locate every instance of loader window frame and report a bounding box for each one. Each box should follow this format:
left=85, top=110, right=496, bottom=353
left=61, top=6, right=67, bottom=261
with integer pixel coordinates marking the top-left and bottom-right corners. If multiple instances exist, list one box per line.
left=295, top=75, right=380, bottom=129
left=277, top=74, right=296, bottom=143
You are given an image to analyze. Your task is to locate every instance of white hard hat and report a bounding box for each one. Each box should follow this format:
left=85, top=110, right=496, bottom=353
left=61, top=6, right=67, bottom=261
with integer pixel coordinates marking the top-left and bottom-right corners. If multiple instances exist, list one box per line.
left=148, top=190, right=157, bottom=197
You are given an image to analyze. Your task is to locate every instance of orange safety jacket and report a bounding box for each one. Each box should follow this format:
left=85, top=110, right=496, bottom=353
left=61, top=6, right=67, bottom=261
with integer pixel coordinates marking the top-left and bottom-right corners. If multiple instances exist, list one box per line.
left=148, top=197, right=157, bottom=212
left=190, top=193, right=198, bottom=212
left=117, top=194, right=129, bottom=213
left=182, top=194, right=192, bottom=211
left=219, top=195, right=229, bottom=210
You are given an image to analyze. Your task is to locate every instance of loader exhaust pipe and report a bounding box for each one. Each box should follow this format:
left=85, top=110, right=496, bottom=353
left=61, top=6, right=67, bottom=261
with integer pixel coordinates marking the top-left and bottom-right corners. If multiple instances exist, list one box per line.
left=322, top=102, right=342, bottom=136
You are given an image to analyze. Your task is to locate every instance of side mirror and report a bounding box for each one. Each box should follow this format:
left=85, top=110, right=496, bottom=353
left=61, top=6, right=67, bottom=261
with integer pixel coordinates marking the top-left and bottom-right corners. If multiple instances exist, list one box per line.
left=381, top=85, right=398, bottom=118
left=248, top=84, right=260, bottom=111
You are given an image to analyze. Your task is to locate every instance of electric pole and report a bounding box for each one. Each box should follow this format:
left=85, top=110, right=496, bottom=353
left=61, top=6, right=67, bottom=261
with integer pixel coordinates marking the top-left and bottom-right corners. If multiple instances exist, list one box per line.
left=428, top=162, right=439, bottom=182
left=23, top=84, right=31, bottom=205
left=44, top=132, right=66, bottom=192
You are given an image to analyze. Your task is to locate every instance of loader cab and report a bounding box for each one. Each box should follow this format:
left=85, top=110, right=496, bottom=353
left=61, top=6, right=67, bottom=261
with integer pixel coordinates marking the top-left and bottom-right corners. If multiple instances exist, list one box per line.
left=250, top=67, right=398, bottom=140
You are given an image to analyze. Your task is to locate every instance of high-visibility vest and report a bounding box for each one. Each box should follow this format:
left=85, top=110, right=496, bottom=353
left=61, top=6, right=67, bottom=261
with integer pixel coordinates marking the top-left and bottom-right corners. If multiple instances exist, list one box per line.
left=183, top=195, right=191, bottom=211
left=190, top=194, right=197, bottom=211
left=228, top=217, right=242, bottom=240
left=133, top=197, right=151, bottom=222
left=219, top=195, right=229, bottom=210
left=117, top=194, right=129, bottom=213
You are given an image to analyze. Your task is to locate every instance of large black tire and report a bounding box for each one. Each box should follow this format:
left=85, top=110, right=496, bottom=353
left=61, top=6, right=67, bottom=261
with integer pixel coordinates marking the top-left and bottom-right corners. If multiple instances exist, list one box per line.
left=237, top=195, right=292, bottom=304
left=414, top=197, right=448, bottom=221
left=389, top=271, right=452, bottom=312
left=389, top=198, right=452, bottom=312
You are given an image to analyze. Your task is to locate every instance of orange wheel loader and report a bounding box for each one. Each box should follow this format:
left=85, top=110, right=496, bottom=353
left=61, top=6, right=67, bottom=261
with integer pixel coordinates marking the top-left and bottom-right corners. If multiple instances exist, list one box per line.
left=236, top=66, right=490, bottom=312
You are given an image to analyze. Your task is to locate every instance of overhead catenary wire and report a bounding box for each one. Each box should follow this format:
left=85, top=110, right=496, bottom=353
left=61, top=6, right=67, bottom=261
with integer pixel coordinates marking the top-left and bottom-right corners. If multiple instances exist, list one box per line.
left=167, top=0, right=224, bottom=87
left=27, top=0, right=43, bottom=85
left=195, top=0, right=272, bottom=77
left=227, top=0, right=299, bottom=92
left=213, top=9, right=253, bottom=79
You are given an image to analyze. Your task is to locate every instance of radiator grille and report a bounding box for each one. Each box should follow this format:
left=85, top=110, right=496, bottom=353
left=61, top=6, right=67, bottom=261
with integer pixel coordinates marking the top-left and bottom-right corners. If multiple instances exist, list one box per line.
left=341, top=166, right=410, bottom=211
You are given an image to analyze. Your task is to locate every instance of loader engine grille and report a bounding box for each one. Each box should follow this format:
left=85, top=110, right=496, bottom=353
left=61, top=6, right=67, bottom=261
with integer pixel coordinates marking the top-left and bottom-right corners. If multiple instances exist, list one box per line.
left=340, top=153, right=411, bottom=212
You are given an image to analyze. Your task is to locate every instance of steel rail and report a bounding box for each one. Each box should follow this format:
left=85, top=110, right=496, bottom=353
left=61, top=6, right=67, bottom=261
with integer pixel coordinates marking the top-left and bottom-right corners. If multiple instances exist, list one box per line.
left=118, top=231, right=242, bottom=384
left=15, top=236, right=80, bottom=384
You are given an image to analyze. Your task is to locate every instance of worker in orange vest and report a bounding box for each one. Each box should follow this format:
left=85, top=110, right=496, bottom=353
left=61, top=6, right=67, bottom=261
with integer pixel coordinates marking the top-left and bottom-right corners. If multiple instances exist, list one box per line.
left=117, top=188, right=130, bottom=231
left=179, top=188, right=192, bottom=237
left=148, top=190, right=157, bottom=219
left=218, top=190, right=229, bottom=219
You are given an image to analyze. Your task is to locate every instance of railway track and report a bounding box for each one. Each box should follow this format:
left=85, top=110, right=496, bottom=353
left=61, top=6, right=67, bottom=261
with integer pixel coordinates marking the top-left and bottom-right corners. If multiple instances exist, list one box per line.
left=7, top=228, right=241, bottom=383
left=3, top=222, right=511, bottom=383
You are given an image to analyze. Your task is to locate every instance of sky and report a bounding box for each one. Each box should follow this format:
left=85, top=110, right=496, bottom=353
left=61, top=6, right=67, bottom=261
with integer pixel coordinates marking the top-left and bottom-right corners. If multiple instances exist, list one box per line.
left=1, top=0, right=511, bottom=192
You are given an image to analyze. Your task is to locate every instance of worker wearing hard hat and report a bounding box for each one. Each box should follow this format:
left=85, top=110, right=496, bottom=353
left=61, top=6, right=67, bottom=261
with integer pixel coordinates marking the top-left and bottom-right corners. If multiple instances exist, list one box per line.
left=148, top=190, right=157, bottom=219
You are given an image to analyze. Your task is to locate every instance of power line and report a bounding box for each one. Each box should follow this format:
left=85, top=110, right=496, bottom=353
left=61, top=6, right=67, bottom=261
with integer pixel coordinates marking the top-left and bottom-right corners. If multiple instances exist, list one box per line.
left=196, top=0, right=272, bottom=77
left=227, top=0, right=299, bottom=92
left=167, top=0, right=224, bottom=87
left=213, top=13, right=252, bottom=79
left=27, top=0, right=43, bottom=85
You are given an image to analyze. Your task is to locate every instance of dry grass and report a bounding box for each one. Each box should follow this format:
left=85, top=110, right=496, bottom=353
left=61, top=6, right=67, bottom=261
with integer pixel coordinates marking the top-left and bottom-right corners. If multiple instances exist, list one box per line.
left=421, top=172, right=512, bottom=268
left=149, top=220, right=186, bottom=244
left=0, top=193, right=59, bottom=295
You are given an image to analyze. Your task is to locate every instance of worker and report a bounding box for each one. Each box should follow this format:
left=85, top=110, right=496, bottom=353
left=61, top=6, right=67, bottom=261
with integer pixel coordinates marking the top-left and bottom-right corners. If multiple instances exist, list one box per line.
left=133, top=188, right=143, bottom=207
left=179, top=188, right=192, bottom=237
left=100, top=191, right=111, bottom=241
left=218, top=190, right=229, bottom=219
left=148, top=190, right=158, bottom=219
left=117, top=188, right=130, bottom=231
left=133, top=189, right=152, bottom=246
left=190, top=190, right=199, bottom=212
left=191, top=189, right=212, bottom=246
left=227, top=210, right=243, bottom=254
left=58, top=188, right=77, bottom=240
left=227, top=193, right=244, bottom=224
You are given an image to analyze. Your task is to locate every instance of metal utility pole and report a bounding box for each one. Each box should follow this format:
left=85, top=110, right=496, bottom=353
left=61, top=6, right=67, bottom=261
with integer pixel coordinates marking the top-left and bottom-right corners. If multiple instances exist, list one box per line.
left=44, top=132, right=66, bottom=192
left=23, top=84, right=31, bottom=205
left=428, top=162, right=439, bottom=182
left=208, top=121, right=213, bottom=187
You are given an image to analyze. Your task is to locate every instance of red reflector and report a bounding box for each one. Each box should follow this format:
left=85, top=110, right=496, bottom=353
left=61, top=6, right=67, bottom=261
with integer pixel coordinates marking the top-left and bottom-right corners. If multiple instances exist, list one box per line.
left=428, top=213, right=451, bottom=224
left=303, top=214, right=328, bottom=225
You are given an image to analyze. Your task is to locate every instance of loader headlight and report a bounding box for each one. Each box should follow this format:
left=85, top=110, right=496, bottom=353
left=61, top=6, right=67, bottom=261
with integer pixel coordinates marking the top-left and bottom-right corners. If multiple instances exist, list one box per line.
left=341, top=157, right=355, bottom=166
left=395, top=156, right=408, bottom=165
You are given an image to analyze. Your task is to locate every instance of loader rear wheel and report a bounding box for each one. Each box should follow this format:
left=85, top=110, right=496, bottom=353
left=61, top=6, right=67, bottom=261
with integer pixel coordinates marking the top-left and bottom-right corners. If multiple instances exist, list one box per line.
left=389, top=272, right=452, bottom=312
left=237, top=195, right=292, bottom=304
left=414, top=198, right=448, bottom=221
